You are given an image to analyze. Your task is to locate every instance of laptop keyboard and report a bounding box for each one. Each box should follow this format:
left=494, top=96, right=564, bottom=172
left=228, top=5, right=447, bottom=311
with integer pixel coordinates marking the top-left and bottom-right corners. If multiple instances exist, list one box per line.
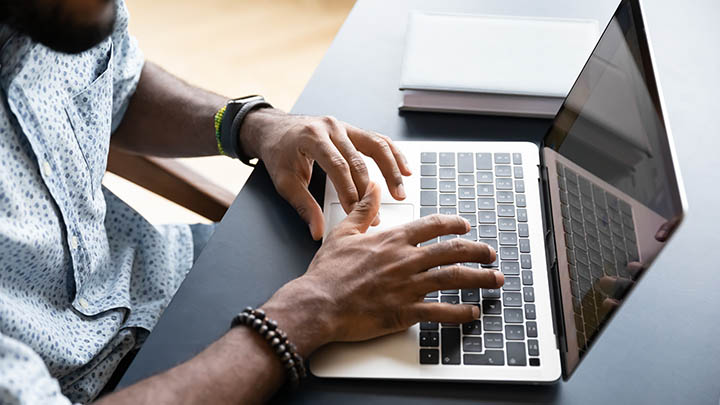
left=555, top=162, right=639, bottom=353
left=417, top=152, right=540, bottom=367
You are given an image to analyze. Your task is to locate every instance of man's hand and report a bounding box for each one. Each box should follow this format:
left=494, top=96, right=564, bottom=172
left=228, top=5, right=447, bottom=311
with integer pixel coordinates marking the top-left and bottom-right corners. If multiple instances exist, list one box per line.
left=260, top=182, right=503, bottom=356
left=239, top=108, right=412, bottom=240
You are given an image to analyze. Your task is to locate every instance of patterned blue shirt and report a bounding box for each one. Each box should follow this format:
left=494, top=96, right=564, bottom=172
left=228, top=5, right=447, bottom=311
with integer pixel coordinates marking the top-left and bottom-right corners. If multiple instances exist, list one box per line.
left=0, top=1, right=194, bottom=403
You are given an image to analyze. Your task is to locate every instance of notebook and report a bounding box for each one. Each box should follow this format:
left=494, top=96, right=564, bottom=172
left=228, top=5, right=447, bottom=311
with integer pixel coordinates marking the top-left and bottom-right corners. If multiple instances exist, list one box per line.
left=399, top=12, right=599, bottom=118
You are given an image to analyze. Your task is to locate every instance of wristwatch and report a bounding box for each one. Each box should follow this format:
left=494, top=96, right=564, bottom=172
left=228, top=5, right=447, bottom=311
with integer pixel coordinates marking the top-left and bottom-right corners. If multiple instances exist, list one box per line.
left=219, top=95, right=272, bottom=165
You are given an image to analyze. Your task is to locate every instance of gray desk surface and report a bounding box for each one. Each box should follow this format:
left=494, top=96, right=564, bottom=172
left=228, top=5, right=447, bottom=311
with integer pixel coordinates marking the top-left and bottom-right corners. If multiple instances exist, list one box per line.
left=120, top=0, right=720, bottom=403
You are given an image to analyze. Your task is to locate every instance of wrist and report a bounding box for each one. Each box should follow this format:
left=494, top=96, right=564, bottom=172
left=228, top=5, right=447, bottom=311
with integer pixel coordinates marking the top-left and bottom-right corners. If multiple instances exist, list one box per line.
left=237, top=107, right=283, bottom=161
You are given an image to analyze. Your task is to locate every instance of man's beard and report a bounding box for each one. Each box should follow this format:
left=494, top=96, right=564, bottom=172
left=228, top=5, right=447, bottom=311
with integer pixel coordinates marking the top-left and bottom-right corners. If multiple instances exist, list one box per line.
left=0, top=0, right=117, bottom=54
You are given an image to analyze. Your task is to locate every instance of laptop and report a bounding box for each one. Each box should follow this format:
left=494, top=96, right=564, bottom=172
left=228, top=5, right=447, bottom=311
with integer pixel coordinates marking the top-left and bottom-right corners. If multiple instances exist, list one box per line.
left=312, top=0, right=687, bottom=383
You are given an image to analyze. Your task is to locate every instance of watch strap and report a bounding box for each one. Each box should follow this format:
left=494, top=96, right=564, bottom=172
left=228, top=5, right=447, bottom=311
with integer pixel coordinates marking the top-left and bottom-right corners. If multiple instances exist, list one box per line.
left=219, top=96, right=272, bottom=166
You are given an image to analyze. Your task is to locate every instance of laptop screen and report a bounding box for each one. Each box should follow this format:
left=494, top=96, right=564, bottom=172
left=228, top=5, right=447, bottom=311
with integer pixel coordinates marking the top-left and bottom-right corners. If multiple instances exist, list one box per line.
left=544, top=0, right=685, bottom=376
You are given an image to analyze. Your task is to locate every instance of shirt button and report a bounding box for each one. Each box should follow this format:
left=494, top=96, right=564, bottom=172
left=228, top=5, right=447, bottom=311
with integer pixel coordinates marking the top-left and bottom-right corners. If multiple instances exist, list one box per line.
left=70, top=236, right=79, bottom=250
left=78, top=298, right=89, bottom=309
left=42, top=161, right=52, bottom=176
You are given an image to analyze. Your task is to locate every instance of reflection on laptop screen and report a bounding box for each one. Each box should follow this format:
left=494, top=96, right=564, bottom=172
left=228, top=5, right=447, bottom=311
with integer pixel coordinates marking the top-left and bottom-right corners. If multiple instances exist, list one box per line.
left=544, top=0, right=684, bottom=375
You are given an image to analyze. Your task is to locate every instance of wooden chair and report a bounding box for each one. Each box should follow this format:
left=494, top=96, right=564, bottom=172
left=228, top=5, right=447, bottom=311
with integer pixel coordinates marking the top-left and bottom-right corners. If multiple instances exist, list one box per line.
left=106, top=147, right=235, bottom=222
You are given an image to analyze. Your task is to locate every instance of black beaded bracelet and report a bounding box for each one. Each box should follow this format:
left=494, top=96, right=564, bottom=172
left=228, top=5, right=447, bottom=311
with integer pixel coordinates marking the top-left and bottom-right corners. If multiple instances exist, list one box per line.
left=230, top=307, right=307, bottom=388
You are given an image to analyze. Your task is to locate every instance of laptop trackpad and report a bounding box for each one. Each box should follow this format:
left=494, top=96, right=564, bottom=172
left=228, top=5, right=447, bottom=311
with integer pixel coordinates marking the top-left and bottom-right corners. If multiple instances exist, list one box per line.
left=328, top=203, right=414, bottom=234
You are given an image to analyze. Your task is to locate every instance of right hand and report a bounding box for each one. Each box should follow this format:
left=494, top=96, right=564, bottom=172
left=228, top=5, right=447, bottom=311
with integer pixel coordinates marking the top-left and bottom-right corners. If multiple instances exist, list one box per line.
left=260, top=182, right=503, bottom=357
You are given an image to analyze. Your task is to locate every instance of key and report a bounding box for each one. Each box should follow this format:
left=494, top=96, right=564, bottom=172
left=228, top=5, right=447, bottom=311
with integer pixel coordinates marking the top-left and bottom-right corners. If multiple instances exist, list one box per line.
left=494, top=153, right=511, bottom=164
left=439, top=152, right=455, bottom=167
left=526, top=321, right=538, bottom=338
left=420, top=321, right=438, bottom=330
left=496, top=178, right=513, bottom=190
left=478, top=211, right=496, bottom=224
left=476, top=184, right=494, bottom=196
left=506, top=342, right=527, bottom=366
left=515, top=180, right=525, bottom=193
left=439, top=207, right=456, bottom=215
left=521, top=270, right=533, bottom=285
left=504, top=308, right=523, bottom=323
left=464, top=351, right=505, bottom=365
left=440, top=180, right=456, bottom=193
left=518, top=223, right=529, bottom=237
left=420, top=177, right=437, bottom=190
left=420, top=191, right=437, bottom=206
left=519, top=239, right=531, bottom=253
left=477, top=171, right=493, bottom=183
left=530, top=358, right=540, bottom=366
left=483, top=316, right=503, bottom=331
left=420, top=331, right=439, bottom=347
left=458, top=152, right=474, bottom=173
left=505, top=325, right=525, bottom=340
left=525, top=304, right=536, bottom=320
left=461, top=228, right=478, bottom=241
left=517, top=209, right=528, bottom=222
left=520, top=254, right=532, bottom=269
left=477, top=197, right=495, bottom=210
left=479, top=225, right=497, bottom=238
left=503, top=292, right=522, bottom=307
left=462, top=320, right=482, bottom=335
left=496, top=191, right=514, bottom=205
left=441, top=295, right=460, bottom=304
left=482, top=300, right=502, bottom=315
left=482, top=288, right=501, bottom=299
left=463, top=336, right=483, bottom=352
left=523, top=287, right=535, bottom=302
left=425, top=290, right=438, bottom=298
left=459, top=200, right=476, bottom=213
left=499, top=232, right=518, bottom=246
left=421, top=152, right=437, bottom=163
left=475, top=153, right=492, bottom=170
left=484, top=333, right=504, bottom=348
left=512, top=153, right=522, bottom=165
left=495, top=165, right=512, bottom=177
left=500, top=247, right=519, bottom=260
left=460, top=214, right=477, bottom=226
left=528, top=339, right=540, bottom=356
left=461, top=289, right=480, bottom=302
left=498, top=218, right=516, bottom=231
left=440, top=194, right=457, bottom=206
left=514, top=166, right=524, bottom=179
left=459, top=187, right=474, bottom=199
left=458, top=174, right=474, bottom=186
left=441, top=328, right=461, bottom=364
left=498, top=205, right=515, bottom=217
left=439, top=167, right=455, bottom=179
left=420, top=207, right=437, bottom=217
left=421, top=164, right=437, bottom=176
left=501, top=261, right=520, bottom=275
left=420, top=349, right=439, bottom=364
left=502, top=277, right=521, bottom=291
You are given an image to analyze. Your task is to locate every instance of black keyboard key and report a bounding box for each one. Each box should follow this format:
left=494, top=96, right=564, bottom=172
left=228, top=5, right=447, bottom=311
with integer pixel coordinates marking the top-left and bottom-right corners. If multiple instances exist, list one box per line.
left=483, top=316, right=503, bottom=331
left=505, top=325, right=525, bottom=340
left=525, top=304, right=536, bottom=320
left=494, top=153, right=511, bottom=164
left=504, top=308, right=524, bottom=323
left=507, top=342, right=527, bottom=366
left=420, top=321, right=438, bottom=330
left=420, top=191, right=437, bottom=206
left=482, top=300, right=502, bottom=314
left=421, top=177, right=437, bottom=189
left=420, top=349, right=439, bottom=364
left=482, top=288, right=501, bottom=299
left=464, top=351, right=504, bottom=366
left=441, top=295, right=460, bottom=304
left=484, top=333, right=504, bottom=348
left=462, top=336, right=483, bottom=352
left=529, top=358, right=541, bottom=367
left=501, top=261, right=520, bottom=275
left=462, top=320, right=482, bottom=335
left=498, top=218, right=516, bottom=231
left=441, top=328, right=461, bottom=364
left=523, top=287, right=535, bottom=302
left=439, top=152, right=455, bottom=167
left=461, top=289, right=480, bottom=302
left=420, top=331, right=440, bottom=347
left=526, top=321, right=538, bottom=338
left=521, top=270, right=533, bottom=285
left=458, top=152, right=474, bottom=173
left=528, top=339, right=540, bottom=356
left=503, top=292, right=522, bottom=307
left=502, top=277, right=521, bottom=291
left=476, top=153, right=492, bottom=170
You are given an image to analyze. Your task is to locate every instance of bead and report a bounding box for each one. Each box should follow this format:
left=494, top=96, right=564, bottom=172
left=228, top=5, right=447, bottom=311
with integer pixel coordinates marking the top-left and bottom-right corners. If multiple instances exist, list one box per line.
left=275, top=344, right=286, bottom=354
left=278, top=330, right=287, bottom=340
left=271, top=337, right=281, bottom=347
left=258, top=325, right=268, bottom=335
left=252, top=319, right=263, bottom=329
left=265, top=330, right=276, bottom=340
left=287, top=343, right=296, bottom=353
left=244, top=306, right=254, bottom=313
left=284, top=359, right=295, bottom=369
left=266, top=319, right=278, bottom=330
left=255, top=309, right=266, bottom=320
left=280, top=352, right=291, bottom=362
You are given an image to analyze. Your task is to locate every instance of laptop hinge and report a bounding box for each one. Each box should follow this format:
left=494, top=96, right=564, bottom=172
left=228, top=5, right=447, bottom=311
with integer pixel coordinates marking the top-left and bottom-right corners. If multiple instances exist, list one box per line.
left=537, top=152, right=568, bottom=355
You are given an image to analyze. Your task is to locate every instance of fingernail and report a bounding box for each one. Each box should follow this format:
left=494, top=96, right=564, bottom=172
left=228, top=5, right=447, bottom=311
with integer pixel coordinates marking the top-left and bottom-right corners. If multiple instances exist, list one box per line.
left=471, top=305, right=480, bottom=319
left=397, top=183, right=406, bottom=199
left=494, top=270, right=504, bottom=286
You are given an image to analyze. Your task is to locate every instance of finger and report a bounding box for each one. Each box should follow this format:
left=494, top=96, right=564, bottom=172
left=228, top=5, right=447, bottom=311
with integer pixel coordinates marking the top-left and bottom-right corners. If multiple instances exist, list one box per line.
left=275, top=176, right=325, bottom=240
left=413, top=265, right=504, bottom=294
left=413, top=238, right=497, bottom=270
left=336, top=182, right=381, bottom=235
left=345, top=125, right=406, bottom=200
left=308, top=132, right=359, bottom=213
left=402, top=214, right=470, bottom=245
left=383, top=136, right=412, bottom=176
left=405, top=302, right=480, bottom=325
left=326, top=119, right=370, bottom=211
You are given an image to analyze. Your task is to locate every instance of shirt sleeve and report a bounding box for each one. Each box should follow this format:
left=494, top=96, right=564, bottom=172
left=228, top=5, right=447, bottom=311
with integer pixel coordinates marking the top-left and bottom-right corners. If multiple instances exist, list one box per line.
left=109, top=0, right=145, bottom=133
left=0, top=333, right=73, bottom=405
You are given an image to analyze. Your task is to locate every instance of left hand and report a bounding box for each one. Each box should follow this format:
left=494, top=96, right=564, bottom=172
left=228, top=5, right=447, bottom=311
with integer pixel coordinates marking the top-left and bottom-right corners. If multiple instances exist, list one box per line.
left=238, top=108, right=412, bottom=240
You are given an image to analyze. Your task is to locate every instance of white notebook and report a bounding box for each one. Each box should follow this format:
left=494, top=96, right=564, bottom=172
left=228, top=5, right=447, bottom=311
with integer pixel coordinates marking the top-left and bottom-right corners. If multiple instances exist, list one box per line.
left=399, top=12, right=600, bottom=118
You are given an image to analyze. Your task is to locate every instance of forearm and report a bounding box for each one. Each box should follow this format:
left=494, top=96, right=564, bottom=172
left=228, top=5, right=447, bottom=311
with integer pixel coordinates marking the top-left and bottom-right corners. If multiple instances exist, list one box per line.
left=110, top=61, right=227, bottom=157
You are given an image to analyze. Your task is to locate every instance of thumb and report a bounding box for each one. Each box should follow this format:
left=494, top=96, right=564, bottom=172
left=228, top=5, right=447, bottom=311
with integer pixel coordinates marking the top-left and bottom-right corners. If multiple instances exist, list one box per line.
left=339, top=182, right=381, bottom=234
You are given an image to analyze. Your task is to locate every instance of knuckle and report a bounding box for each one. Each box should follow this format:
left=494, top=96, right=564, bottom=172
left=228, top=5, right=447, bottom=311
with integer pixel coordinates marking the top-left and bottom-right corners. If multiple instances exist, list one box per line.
left=426, top=214, right=445, bottom=229
left=321, top=115, right=338, bottom=127
left=449, top=238, right=468, bottom=255
left=329, top=155, right=350, bottom=171
left=373, top=137, right=391, bottom=153
left=348, top=156, right=368, bottom=175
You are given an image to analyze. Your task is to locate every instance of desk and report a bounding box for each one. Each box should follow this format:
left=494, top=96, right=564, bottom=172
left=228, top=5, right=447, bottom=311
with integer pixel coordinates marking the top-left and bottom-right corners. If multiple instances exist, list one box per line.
left=120, top=0, right=720, bottom=403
